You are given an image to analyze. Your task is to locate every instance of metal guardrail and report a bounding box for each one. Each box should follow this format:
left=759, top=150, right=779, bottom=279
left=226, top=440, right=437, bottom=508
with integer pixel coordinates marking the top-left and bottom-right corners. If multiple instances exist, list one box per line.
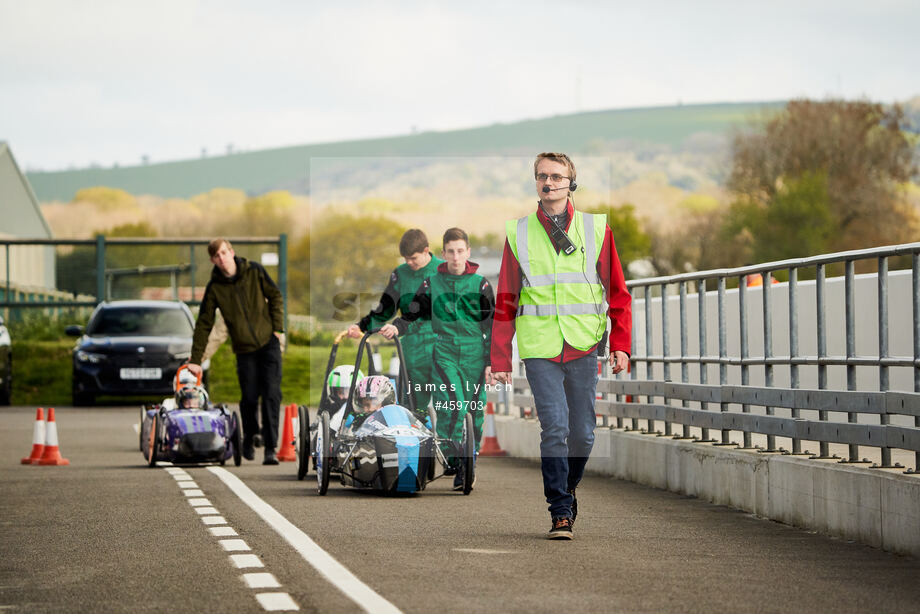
left=493, top=241, right=920, bottom=472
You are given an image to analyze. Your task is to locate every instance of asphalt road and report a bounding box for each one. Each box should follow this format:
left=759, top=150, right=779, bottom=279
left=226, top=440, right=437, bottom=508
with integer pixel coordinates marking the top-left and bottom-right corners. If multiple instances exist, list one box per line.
left=3, top=405, right=920, bottom=613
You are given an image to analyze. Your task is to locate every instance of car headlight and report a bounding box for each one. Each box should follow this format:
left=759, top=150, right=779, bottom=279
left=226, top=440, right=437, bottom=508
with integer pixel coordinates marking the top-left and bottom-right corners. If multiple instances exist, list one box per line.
left=76, top=350, right=106, bottom=364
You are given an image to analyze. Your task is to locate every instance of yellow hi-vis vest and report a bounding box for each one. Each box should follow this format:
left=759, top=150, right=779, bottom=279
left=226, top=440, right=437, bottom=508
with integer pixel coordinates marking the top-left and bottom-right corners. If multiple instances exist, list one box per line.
left=506, top=210, right=607, bottom=358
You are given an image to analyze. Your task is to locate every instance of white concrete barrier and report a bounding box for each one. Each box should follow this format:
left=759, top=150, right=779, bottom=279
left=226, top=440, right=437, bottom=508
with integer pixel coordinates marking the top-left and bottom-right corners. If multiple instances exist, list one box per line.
left=494, top=414, right=920, bottom=556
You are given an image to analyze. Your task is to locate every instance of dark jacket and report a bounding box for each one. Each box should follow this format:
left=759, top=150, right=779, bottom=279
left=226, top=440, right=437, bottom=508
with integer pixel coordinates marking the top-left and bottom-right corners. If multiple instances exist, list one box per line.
left=191, top=257, right=284, bottom=362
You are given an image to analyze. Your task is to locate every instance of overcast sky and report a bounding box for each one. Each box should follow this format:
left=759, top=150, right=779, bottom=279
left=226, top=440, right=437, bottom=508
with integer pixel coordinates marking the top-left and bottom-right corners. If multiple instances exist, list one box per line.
left=1, top=0, right=917, bottom=171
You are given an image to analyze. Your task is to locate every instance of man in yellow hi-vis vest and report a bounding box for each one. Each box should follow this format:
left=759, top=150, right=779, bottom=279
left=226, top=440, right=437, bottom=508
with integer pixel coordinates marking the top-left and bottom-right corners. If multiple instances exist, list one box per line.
left=490, top=153, right=632, bottom=540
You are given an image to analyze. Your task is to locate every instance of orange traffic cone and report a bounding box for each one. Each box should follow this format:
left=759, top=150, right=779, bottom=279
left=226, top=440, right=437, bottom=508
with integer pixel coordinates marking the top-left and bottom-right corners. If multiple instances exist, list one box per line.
left=276, top=404, right=297, bottom=462
left=38, top=408, right=70, bottom=466
left=21, top=408, right=46, bottom=464
left=478, top=402, right=507, bottom=457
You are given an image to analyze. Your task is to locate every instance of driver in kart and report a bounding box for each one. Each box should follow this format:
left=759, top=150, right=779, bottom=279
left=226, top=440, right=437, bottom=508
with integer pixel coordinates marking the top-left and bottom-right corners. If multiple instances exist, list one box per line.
left=339, top=375, right=397, bottom=432
left=177, top=384, right=208, bottom=410
left=320, top=365, right=364, bottom=415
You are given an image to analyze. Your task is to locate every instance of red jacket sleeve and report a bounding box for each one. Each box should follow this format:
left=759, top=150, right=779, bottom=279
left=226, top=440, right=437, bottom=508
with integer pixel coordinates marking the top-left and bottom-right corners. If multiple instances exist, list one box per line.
left=489, top=239, right=520, bottom=372
left=598, top=224, right=632, bottom=355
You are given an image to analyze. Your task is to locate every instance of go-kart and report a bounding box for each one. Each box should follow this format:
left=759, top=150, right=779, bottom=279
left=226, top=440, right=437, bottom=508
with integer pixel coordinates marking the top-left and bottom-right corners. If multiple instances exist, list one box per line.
left=140, top=365, right=243, bottom=467
left=296, top=331, right=475, bottom=495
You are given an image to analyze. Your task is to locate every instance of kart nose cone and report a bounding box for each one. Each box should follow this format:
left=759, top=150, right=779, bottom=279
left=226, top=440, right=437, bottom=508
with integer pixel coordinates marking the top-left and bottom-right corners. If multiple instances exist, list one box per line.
left=178, top=431, right=225, bottom=459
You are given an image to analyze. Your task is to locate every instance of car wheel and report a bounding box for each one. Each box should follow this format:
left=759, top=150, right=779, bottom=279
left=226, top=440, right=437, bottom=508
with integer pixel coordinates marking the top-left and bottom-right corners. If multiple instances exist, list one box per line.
left=148, top=415, right=161, bottom=468
left=0, top=357, right=11, bottom=406
left=72, top=380, right=94, bottom=407
left=297, top=405, right=310, bottom=480
left=316, top=411, right=331, bottom=496
left=231, top=412, right=242, bottom=467
left=461, top=412, right=475, bottom=495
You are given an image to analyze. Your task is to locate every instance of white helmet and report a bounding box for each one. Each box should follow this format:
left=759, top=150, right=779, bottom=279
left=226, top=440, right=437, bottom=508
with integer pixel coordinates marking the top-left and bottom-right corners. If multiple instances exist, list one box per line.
left=326, top=365, right=364, bottom=402
left=176, top=384, right=208, bottom=409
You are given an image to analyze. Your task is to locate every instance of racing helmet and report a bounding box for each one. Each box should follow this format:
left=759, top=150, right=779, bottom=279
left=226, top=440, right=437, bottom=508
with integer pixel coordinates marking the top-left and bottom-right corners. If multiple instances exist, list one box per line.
left=176, top=384, right=208, bottom=409
left=326, top=365, right=364, bottom=402
left=354, top=375, right=396, bottom=414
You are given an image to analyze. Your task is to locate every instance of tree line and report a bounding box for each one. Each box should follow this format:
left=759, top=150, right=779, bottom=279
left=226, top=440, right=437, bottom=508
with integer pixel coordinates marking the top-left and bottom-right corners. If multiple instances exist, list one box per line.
left=48, top=98, right=919, bottom=314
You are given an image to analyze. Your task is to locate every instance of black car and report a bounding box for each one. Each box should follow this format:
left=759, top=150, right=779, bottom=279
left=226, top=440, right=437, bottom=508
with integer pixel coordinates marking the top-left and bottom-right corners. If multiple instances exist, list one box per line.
left=66, top=300, right=209, bottom=406
left=0, top=314, right=11, bottom=405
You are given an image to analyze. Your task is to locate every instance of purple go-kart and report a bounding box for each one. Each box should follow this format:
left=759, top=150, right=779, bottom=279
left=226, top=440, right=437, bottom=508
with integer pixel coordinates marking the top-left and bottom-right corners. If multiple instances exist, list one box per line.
left=140, top=365, right=242, bottom=467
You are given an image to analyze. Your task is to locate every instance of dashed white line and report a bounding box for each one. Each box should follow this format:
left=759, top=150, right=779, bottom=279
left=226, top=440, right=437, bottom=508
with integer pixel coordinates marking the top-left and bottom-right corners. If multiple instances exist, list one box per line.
left=209, top=466, right=402, bottom=614
left=230, top=554, right=265, bottom=569
left=256, top=593, right=299, bottom=611
left=243, top=573, right=281, bottom=589
left=159, top=466, right=298, bottom=612
left=219, top=539, right=251, bottom=552
left=201, top=516, right=227, bottom=525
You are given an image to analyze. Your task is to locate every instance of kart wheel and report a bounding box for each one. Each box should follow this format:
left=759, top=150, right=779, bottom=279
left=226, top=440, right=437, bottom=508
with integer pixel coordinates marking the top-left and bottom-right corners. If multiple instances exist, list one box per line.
left=138, top=406, right=147, bottom=452
left=461, top=412, right=475, bottom=495
left=147, top=415, right=161, bottom=468
left=231, top=412, right=243, bottom=467
left=316, top=411, right=331, bottom=496
left=297, top=405, right=310, bottom=480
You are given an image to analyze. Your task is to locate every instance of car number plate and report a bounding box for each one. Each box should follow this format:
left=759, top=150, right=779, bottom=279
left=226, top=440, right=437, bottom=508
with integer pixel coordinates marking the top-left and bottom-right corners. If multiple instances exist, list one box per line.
left=120, top=367, right=162, bottom=380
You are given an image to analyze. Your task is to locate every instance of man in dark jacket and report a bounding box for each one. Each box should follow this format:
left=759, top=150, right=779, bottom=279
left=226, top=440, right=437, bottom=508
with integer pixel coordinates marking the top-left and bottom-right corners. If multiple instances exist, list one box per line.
left=187, top=238, right=285, bottom=465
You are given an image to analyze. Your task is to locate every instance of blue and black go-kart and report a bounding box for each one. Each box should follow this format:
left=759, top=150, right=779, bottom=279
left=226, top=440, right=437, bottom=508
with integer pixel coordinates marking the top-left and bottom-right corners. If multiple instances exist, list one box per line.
left=295, top=331, right=475, bottom=495
left=140, top=365, right=243, bottom=467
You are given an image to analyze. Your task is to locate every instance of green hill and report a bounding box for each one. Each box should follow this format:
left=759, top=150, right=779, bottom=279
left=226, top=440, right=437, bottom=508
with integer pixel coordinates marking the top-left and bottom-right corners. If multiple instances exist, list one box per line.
left=26, top=101, right=784, bottom=201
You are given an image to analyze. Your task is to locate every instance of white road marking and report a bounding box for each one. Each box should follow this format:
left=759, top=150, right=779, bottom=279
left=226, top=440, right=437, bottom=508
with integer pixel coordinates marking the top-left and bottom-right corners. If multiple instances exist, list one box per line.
left=452, top=548, right=519, bottom=554
left=230, top=554, right=265, bottom=569
left=209, top=467, right=402, bottom=614
left=255, top=592, right=299, bottom=611
left=158, top=468, right=301, bottom=613
left=132, top=423, right=139, bottom=435
left=243, top=573, right=281, bottom=589
left=219, top=539, right=251, bottom=552
left=201, top=516, right=227, bottom=525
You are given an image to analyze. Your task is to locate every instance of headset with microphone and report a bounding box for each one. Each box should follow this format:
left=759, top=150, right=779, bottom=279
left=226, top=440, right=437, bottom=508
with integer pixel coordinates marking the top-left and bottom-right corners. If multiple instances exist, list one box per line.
left=541, top=181, right=578, bottom=194
left=540, top=178, right=578, bottom=254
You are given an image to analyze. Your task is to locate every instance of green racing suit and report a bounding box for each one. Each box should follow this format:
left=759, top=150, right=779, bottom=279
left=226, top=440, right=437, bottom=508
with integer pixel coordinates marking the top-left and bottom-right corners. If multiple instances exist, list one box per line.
left=392, top=261, right=494, bottom=453
left=357, top=255, right=444, bottom=413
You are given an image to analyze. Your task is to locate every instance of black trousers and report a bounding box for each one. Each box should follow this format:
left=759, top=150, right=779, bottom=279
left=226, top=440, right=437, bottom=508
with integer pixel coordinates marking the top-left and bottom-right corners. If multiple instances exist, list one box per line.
left=235, top=335, right=282, bottom=451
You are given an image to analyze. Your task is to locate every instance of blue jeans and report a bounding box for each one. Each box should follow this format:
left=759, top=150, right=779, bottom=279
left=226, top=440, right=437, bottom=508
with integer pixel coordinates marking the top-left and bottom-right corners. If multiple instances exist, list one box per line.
left=524, top=352, right=598, bottom=519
